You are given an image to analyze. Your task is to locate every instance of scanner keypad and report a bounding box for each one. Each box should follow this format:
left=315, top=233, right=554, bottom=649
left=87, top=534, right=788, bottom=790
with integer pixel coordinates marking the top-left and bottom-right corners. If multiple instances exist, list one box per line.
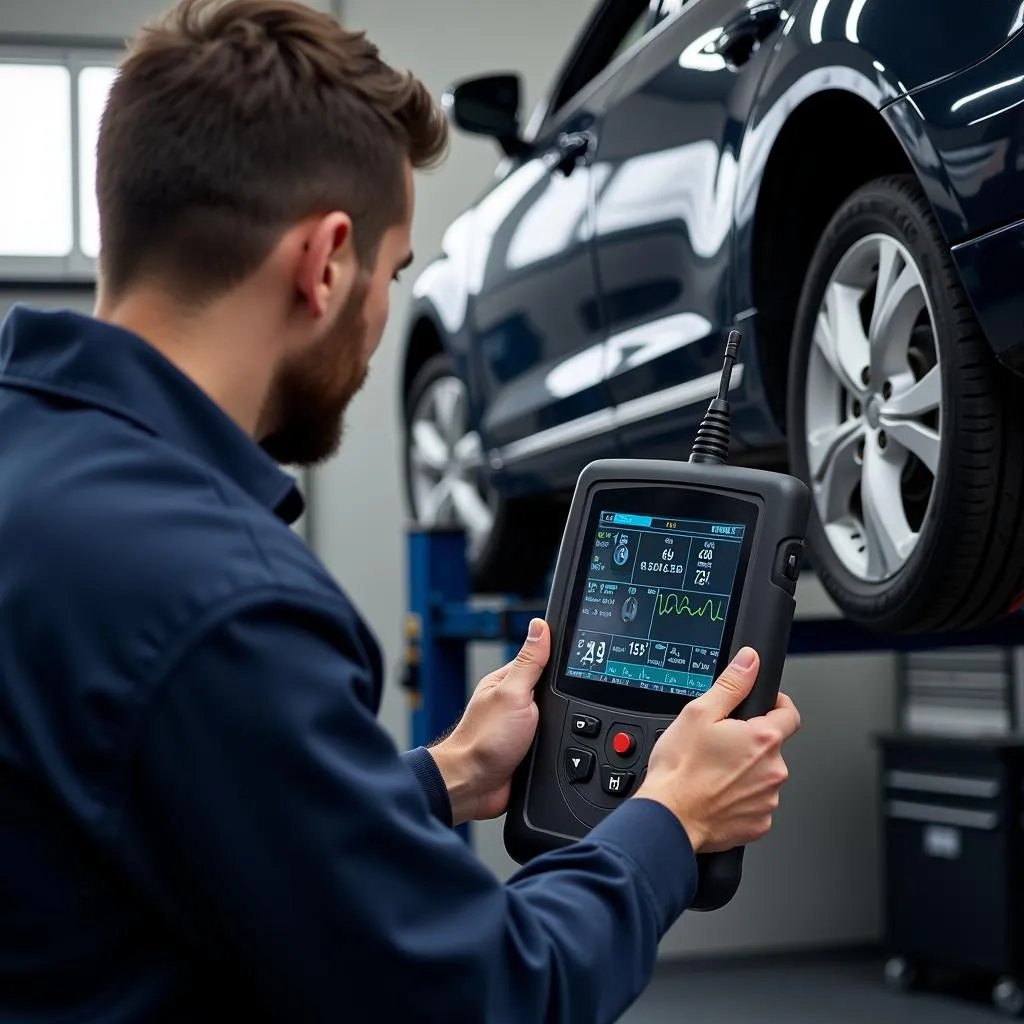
left=558, top=703, right=674, bottom=815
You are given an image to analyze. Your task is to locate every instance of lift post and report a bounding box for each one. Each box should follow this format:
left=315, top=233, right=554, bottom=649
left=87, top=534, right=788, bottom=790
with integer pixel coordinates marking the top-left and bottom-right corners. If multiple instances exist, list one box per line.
left=404, top=528, right=543, bottom=742
left=402, top=528, right=544, bottom=844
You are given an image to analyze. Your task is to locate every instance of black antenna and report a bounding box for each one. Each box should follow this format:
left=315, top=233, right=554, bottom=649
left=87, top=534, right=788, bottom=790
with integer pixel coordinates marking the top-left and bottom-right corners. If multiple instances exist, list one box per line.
left=688, top=330, right=741, bottom=466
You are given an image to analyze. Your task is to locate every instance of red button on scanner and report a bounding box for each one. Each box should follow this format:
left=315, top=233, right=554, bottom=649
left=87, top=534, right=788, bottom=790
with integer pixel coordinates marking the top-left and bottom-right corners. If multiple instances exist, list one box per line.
left=612, top=731, right=635, bottom=756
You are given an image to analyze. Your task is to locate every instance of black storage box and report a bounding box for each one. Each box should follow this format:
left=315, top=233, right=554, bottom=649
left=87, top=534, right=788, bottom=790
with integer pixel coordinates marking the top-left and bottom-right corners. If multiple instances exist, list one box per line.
left=877, top=733, right=1024, bottom=1012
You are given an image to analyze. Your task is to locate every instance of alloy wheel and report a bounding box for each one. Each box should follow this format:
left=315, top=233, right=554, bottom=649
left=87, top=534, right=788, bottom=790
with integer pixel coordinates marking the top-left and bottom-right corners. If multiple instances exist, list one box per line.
left=804, top=233, right=942, bottom=583
left=407, top=374, right=496, bottom=562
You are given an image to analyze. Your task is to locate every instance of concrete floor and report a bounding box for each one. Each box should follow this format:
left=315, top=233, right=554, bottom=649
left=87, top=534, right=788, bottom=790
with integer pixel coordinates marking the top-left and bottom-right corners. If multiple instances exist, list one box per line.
left=621, top=949, right=1007, bottom=1023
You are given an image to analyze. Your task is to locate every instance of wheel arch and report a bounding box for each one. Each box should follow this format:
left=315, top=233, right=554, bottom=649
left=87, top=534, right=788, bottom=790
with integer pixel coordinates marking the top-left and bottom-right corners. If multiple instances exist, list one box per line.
left=750, top=90, right=917, bottom=432
left=400, top=310, right=447, bottom=422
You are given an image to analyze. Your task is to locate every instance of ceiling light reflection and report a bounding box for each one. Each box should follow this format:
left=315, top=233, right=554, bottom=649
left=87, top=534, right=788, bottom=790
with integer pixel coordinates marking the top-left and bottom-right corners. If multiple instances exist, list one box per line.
left=844, top=0, right=868, bottom=43
left=679, top=26, right=727, bottom=72
left=809, top=0, right=830, bottom=43
left=950, top=75, right=1024, bottom=113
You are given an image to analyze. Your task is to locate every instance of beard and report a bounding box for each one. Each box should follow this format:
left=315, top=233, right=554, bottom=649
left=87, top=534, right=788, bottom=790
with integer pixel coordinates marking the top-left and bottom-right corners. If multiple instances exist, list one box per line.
left=260, top=273, right=371, bottom=467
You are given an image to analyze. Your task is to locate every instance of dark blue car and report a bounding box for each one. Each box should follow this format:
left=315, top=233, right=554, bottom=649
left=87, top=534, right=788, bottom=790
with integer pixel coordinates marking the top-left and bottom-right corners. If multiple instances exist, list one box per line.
left=400, top=0, right=1024, bottom=634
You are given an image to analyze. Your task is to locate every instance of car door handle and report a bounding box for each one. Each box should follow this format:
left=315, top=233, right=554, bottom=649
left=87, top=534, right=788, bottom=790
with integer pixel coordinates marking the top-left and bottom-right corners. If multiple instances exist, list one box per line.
left=714, top=1, right=783, bottom=66
left=545, top=131, right=594, bottom=177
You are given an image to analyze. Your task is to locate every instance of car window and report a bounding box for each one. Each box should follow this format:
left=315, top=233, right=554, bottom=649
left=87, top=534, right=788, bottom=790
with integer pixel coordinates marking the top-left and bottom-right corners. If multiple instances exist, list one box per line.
left=650, top=0, right=688, bottom=23
left=550, top=0, right=690, bottom=117
left=608, top=6, right=654, bottom=64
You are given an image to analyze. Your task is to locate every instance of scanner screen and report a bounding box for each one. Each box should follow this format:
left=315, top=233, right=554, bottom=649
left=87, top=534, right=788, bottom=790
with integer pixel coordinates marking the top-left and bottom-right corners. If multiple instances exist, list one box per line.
left=564, top=511, right=745, bottom=697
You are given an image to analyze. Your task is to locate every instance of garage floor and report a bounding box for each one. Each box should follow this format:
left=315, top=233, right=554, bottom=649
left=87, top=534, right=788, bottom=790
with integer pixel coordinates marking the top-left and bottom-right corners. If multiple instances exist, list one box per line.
left=621, top=949, right=1002, bottom=1023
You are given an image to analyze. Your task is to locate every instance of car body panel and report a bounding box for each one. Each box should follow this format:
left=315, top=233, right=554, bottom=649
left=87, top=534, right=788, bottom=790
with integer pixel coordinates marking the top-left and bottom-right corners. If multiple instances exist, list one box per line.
left=458, top=67, right=643, bottom=494
left=588, top=0, right=782, bottom=463
left=950, top=217, right=1024, bottom=374
left=902, top=27, right=1024, bottom=241
left=468, top=120, right=604, bottom=448
left=898, top=26, right=1024, bottom=368
left=788, top=0, right=1024, bottom=97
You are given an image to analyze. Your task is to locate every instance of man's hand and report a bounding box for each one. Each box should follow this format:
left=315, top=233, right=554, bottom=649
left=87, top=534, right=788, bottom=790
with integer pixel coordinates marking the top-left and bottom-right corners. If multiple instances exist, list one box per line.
left=635, top=647, right=801, bottom=853
left=429, top=619, right=550, bottom=825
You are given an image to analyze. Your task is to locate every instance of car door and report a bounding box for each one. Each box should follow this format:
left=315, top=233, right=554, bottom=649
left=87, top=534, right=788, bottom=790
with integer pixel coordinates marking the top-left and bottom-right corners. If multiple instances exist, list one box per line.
left=472, top=3, right=657, bottom=494
left=591, top=0, right=785, bottom=461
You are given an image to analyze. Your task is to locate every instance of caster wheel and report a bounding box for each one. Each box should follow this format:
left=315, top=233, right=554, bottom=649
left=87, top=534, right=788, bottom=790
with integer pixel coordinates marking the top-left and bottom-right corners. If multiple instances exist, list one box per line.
left=884, top=956, right=920, bottom=992
left=992, top=977, right=1024, bottom=1017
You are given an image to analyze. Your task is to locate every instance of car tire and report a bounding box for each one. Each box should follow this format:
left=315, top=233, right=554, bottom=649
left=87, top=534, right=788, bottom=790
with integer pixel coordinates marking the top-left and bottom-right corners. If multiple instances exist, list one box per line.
left=787, top=173, right=1024, bottom=633
left=403, top=352, right=564, bottom=597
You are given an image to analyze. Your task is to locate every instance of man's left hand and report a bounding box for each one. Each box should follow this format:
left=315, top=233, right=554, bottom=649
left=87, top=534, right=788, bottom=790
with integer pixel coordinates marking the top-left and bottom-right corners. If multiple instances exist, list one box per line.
left=429, top=618, right=550, bottom=825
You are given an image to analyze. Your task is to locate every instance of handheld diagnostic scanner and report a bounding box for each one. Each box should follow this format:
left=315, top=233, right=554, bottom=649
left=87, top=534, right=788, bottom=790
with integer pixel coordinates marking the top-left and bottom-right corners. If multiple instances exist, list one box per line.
left=503, top=330, right=811, bottom=912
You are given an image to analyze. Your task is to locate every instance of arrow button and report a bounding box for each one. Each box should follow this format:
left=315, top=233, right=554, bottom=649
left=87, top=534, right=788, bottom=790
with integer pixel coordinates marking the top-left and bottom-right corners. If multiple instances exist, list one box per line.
left=564, top=746, right=595, bottom=783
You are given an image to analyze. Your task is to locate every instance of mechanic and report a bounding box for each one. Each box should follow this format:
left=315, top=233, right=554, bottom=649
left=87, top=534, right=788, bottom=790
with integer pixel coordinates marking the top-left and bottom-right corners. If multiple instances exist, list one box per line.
left=0, top=1, right=801, bottom=1021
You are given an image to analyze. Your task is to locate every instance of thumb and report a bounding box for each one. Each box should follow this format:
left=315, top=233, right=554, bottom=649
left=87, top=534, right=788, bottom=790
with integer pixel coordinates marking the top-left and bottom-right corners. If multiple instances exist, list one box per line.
left=498, top=618, right=550, bottom=701
left=692, top=647, right=759, bottom=720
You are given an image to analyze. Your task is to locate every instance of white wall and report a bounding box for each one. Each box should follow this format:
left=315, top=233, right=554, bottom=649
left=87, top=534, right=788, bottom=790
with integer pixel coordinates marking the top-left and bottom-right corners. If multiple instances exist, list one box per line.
left=0, top=0, right=899, bottom=964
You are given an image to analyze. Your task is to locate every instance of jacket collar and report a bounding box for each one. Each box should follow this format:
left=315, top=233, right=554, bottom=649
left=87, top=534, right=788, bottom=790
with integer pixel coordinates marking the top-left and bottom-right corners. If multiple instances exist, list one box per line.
left=0, top=305, right=304, bottom=523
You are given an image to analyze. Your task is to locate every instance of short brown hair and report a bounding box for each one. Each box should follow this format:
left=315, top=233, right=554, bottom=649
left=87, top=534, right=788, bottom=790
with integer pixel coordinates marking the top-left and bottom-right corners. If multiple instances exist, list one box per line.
left=96, top=0, right=448, bottom=302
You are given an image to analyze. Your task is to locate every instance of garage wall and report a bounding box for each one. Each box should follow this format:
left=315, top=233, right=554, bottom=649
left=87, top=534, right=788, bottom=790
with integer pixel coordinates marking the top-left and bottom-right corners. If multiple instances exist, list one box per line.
left=0, top=0, right=899, bottom=964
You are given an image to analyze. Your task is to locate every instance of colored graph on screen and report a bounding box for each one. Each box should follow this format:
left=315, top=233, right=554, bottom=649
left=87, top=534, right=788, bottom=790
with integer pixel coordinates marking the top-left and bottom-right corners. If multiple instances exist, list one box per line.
left=654, top=593, right=725, bottom=621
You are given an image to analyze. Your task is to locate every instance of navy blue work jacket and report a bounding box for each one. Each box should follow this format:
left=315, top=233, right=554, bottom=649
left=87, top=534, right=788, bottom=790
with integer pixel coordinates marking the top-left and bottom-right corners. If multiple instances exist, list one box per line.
left=0, top=306, right=697, bottom=1023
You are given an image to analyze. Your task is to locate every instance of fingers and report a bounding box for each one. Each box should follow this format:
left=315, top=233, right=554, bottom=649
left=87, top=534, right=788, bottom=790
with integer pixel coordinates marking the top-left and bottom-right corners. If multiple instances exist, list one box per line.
left=702, top=814, right=775, bottom=853
left=764, top=692, right=802, bottom=741
left=496, top=618, right=550, bottom=700
left=774, top=691, right=797, bottom=714
left=689, top=647, right=759, bottom=721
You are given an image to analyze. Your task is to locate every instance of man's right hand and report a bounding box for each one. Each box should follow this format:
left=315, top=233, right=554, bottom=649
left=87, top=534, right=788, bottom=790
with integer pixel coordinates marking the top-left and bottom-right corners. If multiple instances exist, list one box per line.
left=634, top=647, right=800, bottom=854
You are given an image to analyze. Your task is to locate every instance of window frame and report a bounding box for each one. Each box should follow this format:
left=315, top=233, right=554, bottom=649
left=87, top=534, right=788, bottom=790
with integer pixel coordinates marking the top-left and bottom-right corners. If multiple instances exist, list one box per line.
left=548, top=0, right=651, bottom=114
left=0, top=41, right=122, bottom=285
left=525, top=0, right=694, bottom=144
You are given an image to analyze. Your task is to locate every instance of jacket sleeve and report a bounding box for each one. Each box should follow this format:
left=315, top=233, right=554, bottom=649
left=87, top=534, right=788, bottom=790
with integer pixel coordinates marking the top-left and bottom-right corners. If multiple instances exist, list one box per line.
left=119, top=592, right=698, bottom=1024
left=400, top=746, right=454, bottom=826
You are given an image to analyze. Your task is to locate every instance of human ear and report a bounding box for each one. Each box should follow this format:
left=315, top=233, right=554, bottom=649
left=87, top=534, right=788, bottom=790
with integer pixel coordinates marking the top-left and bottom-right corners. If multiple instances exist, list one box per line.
left=297, top=212, right=357, bottom=320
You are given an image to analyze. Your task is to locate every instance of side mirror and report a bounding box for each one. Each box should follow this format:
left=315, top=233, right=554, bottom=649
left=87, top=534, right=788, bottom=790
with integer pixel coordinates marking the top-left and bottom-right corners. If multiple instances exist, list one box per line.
left=442, top=73, right=530, bottom=158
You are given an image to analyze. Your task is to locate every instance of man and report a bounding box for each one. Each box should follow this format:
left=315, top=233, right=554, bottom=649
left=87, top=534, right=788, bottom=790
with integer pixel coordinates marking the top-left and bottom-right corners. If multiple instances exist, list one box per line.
left=0, top=1, right=801, bottom=1020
